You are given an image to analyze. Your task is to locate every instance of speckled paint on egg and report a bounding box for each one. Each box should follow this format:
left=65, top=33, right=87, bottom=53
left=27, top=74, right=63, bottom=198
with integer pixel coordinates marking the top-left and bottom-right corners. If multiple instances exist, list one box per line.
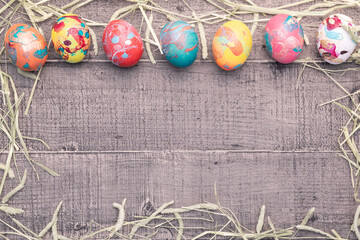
left=264, top=14, right=304, bottom=64
left=4, top=24, right=48, bottom=71
left=317, top=14, right=356, bottom=65
left=103, top=20, right=143, bottom=67
left=212, top=20, right=252, bottom=71
left=51, top=14, right=90, bottom=63
left=160, top=20, right=199, bottom=68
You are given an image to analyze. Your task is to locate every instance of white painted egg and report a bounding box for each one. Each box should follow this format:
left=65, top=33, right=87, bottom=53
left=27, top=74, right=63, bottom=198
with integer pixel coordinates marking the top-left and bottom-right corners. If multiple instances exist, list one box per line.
left=316, top=14, right=357, bottom=64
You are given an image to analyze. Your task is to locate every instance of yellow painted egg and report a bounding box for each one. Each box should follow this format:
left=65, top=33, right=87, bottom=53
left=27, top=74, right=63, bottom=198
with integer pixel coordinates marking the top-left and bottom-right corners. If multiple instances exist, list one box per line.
left=51, top=14, right=91, bottom=63
left=212, top=20, right=252, bottom=71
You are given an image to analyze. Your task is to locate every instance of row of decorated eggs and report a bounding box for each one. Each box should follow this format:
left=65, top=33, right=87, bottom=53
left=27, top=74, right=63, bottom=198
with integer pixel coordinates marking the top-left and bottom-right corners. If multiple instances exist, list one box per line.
left=4, top=13, right=357, bottom=72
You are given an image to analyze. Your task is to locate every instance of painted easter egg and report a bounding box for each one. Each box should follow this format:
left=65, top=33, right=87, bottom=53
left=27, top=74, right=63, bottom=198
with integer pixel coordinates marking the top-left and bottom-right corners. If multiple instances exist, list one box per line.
left=264, top=14, right=304, bottom=64
left=317, top=14, right=356, bottom=65
left=160, top=20, right=199, bottom=68
left=51, top=14, right=90, bottom=63
left=103, top=20, right=143, bottom=67
left=212, top=20, right=252, bottom=71
left=4, top=24, right=48, bottom=71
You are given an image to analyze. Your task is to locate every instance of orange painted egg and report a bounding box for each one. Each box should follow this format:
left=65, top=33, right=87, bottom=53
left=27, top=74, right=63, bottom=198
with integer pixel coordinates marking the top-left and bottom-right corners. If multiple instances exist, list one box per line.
left=212, top=20, right=252, bottom=71
left=4, top=24, right=48, bottom=71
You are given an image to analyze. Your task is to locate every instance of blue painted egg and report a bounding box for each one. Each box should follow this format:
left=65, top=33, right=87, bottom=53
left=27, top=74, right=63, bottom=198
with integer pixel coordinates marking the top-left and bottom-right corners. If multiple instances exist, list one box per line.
left=160, top=20, right=199, bottom=68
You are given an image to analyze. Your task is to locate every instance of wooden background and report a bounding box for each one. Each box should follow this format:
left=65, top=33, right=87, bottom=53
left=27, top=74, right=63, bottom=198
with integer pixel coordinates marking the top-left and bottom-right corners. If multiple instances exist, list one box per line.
left=1, top=0, right=360, bottom=239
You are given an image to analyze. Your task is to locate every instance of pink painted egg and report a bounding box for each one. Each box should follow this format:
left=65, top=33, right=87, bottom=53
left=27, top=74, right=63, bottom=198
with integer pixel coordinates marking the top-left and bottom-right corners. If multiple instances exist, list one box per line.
left=103, top=20, right=144, bottom=67
left=264, top=14, right=304, bottom=64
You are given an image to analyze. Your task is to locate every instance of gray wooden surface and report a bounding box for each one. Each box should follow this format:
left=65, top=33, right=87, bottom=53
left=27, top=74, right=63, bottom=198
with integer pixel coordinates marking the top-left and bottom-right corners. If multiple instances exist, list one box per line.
left=1, top=0, right=360, bottom=239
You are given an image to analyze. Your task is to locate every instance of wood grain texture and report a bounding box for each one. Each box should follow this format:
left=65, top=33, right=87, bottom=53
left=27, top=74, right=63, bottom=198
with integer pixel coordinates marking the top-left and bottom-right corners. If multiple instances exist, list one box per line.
left=4, top=61, right=356, bottom=152
left=2, top=151, right=355, bottom=238
left=1, top=0, right=360, bottom=239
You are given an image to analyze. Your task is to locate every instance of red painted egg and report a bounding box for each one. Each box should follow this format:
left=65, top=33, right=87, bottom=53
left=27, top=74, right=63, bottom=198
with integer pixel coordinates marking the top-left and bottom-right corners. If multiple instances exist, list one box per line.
left=4, top=24, right=48, bottom=71
left=103, top=20, right=143, bottom=67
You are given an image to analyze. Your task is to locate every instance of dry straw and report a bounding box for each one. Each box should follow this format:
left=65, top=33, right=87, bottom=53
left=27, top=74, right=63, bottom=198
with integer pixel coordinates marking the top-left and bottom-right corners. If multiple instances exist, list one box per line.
left=1, top=0, right=360, bottom=239
left=299, top=59, right=360, bottom=203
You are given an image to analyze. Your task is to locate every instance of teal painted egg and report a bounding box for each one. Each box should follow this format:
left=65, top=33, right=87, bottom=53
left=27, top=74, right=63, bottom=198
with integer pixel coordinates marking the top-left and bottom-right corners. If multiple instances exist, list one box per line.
left=160, top=20, right=199, bottom=68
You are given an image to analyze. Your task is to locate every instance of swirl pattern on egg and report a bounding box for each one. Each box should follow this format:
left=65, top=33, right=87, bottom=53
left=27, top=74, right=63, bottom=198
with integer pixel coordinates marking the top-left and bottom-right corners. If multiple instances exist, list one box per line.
left=264, top=14, right=304, bottom=64
left=5, top=24, right=48, bottom=71
left=160, top=21, right=199, bottom=68
left=317, top=14, right=356, bottom=64
left=212, top=20, right=252, bottom=71
left=103, top=20, right=143, bottom=67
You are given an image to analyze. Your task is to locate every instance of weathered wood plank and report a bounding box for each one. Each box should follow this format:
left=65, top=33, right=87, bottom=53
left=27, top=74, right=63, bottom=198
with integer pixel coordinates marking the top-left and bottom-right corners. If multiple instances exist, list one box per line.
left=4, top=61, right=353, bottom=152
left=0, top=1, right=360, bottom=239
left=1, top=151, right=355, bottom=239
left=1, top=2, right=356, bottom=153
